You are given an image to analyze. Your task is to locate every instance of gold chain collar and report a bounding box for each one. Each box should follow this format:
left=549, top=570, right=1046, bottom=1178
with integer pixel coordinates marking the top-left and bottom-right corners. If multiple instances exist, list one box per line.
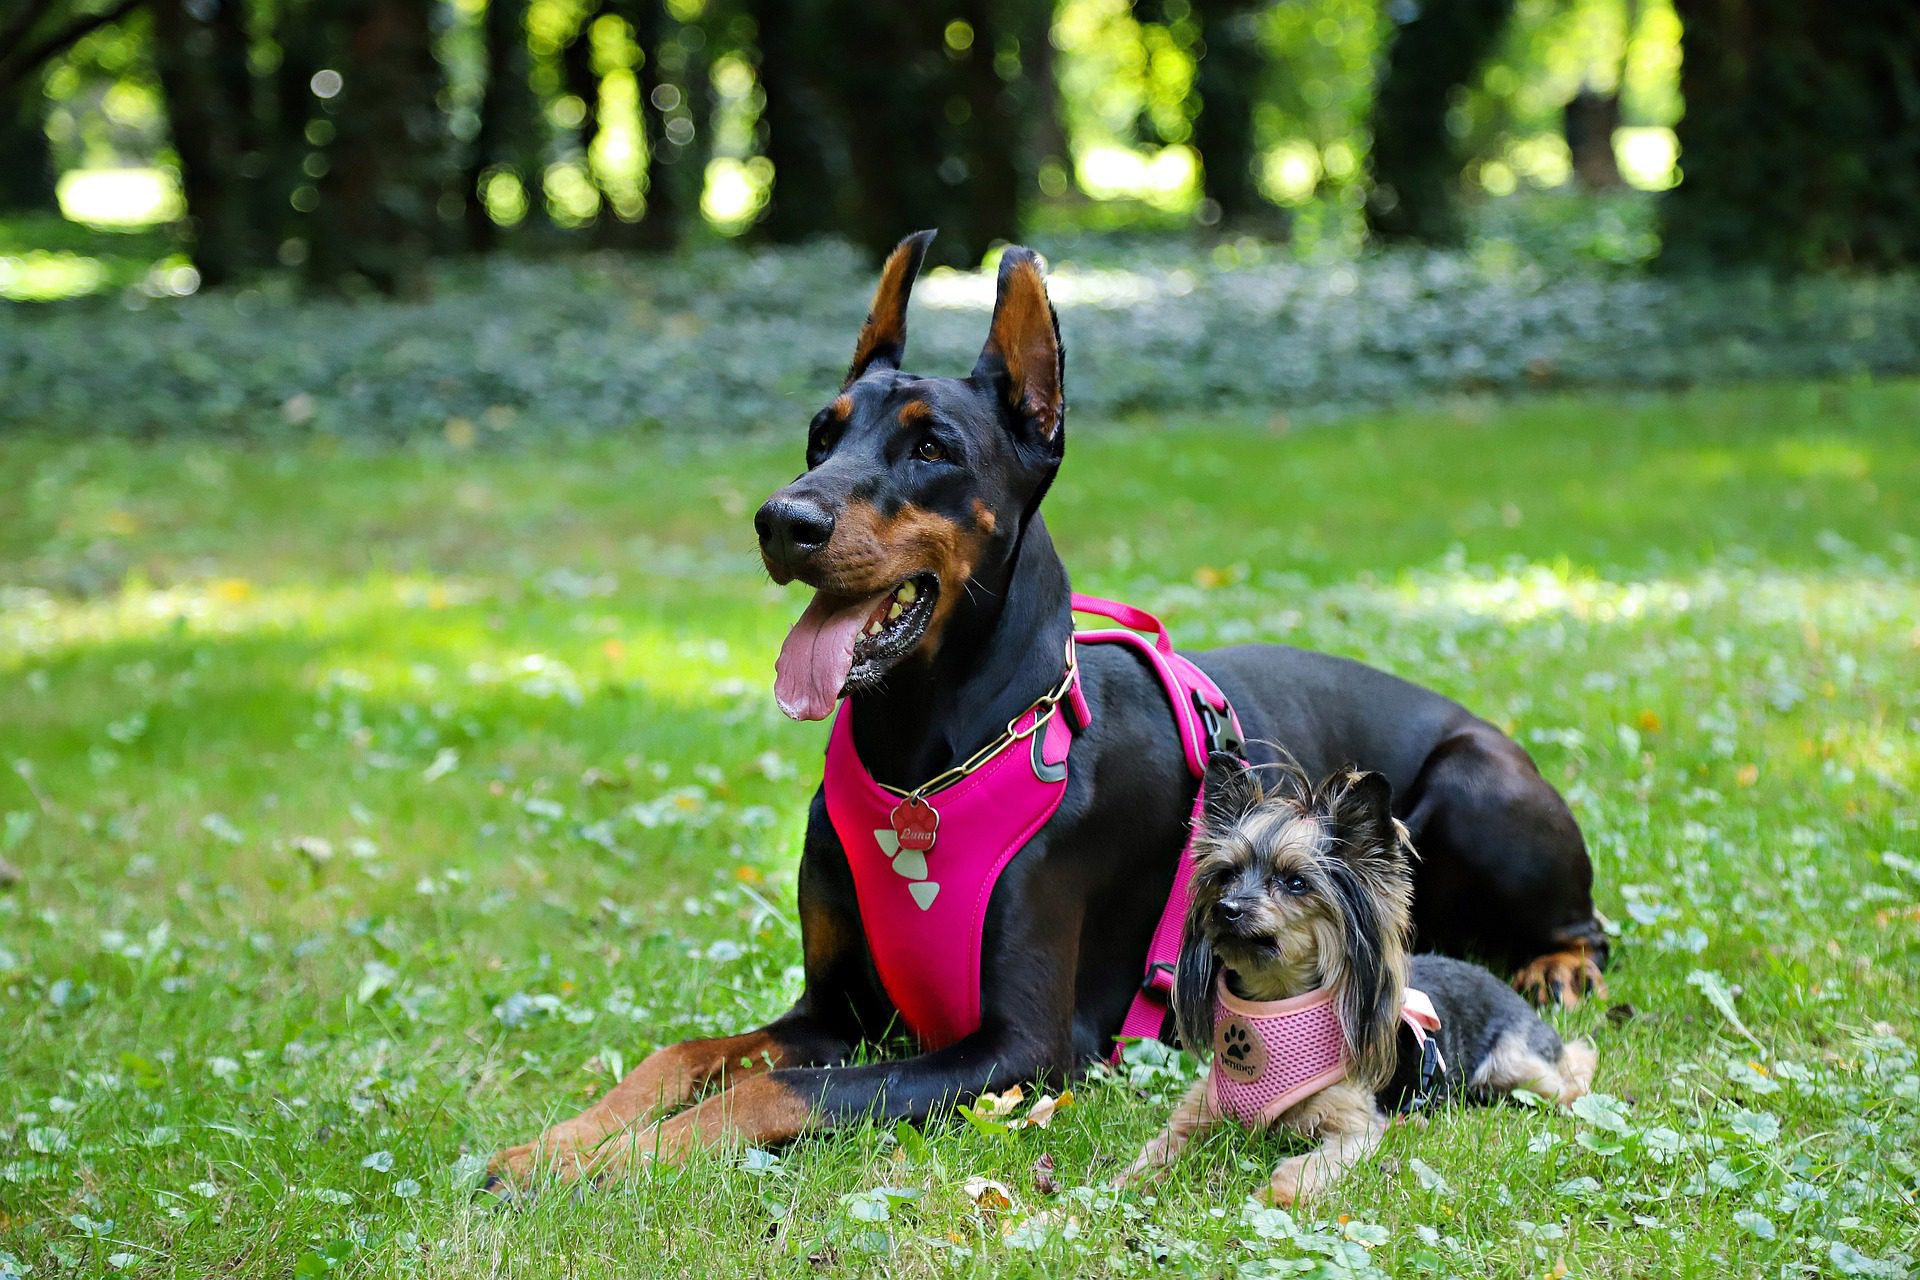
left=874, top=636, right=1079, bottom=801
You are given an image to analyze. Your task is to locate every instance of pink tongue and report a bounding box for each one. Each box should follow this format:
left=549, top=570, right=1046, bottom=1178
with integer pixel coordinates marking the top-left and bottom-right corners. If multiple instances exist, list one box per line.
left=774, top=590, right=887, bottom=721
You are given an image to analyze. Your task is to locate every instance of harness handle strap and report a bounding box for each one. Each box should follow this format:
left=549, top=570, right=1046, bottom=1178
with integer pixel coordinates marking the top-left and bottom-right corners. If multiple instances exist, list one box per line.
left=1070, top=593, right=1176, bottom=655
left=1072, top=593, right=1250, bottom=1062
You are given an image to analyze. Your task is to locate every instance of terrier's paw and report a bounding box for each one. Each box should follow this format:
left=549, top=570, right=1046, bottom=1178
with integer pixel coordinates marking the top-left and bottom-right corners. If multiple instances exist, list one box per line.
left=1262, top=1156, right=1309, bottom=1207
left=1512, top=949, right=1607, bottom=1008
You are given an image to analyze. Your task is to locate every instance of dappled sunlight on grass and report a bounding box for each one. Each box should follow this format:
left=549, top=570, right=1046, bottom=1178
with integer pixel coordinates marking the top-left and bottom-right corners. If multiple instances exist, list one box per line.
left=0, top=573, right=781, bottom=716
left=1769, top=436, right=1874, bottom=481
left=1373, top=558, right=1916, bottom=631
left=2, top=385, right=1917, bottom=1278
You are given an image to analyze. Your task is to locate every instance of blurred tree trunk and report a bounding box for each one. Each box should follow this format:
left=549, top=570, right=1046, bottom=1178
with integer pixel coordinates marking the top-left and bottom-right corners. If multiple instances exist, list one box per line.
left=151, top=0, right=248, bottom=284
left=1365, top=0, right=1515, bottom=243
left=953, top=0, right=1022, bottom=258
left=1190, top=0, right=1267, bottom=226
left=558, top=0, right=614, bottom=228
left=266, top=0, right=322, bottom=259
left=1020, top=0, right=1074, bottom=203
left=464, top=0, right=541, bottom=250
left=1563, top=86, right=1621, bottom=189
left=827, top=3, right=984, bottom=264
left=622, top=0, right=682, bottom=250
left=0, top=83, right=58, bottom=212
left=306, top=0, right=448, bottom=293
left=1662, top=0, right=1920, bottom=271
left=748, top=0, right=837, bottom=241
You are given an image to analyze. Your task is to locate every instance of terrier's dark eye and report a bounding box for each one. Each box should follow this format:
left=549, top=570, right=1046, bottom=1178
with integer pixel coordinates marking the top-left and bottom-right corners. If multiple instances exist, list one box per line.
left=915, top=439, right=947, bottom=464
left=1281, top=875, right=1309, bottom=895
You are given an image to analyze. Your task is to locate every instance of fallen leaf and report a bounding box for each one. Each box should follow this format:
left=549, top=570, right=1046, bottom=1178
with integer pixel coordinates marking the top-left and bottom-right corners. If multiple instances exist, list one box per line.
left=972, top=1085, right=1025, bottom=1118
left=1008, top=1089, right=1073, bottom=1130
left=962, top=1176, right=1014, bottom=1213
left=1031, top=1152, right=1058, bottom=1196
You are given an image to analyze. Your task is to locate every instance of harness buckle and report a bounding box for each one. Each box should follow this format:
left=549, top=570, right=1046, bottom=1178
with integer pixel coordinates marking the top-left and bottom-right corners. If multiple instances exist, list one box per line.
left=1402, top=1035, right=1443, bottom=1114
left=1191, top=691, right=1245, bottom=758
left=1141, top=962, right=1177, bottom=995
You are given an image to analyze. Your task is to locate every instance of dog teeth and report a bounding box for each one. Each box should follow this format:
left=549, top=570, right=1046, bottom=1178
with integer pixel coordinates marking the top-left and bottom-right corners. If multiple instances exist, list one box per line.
left=896, top=581, right=917, bottom=604
left=888, top=602, right=904, bottom=620
left=867, top=620, right=883, bottom=636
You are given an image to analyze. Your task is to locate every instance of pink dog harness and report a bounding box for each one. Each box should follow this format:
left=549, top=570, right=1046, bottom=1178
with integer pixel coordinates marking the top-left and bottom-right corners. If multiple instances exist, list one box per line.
left=1206, top=979, right=1442, bottom=1125
left=822, top=594, right=1241, bottom=1054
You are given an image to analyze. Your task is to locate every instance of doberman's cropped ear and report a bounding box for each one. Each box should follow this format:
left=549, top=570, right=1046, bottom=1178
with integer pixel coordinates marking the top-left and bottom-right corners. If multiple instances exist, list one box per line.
left=973, top=247, right=1064, bottom=443
left=845, top=230, right=937, bottom=388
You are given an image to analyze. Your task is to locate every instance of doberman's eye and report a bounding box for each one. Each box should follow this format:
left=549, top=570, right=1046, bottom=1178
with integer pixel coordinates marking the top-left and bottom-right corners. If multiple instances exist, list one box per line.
left=811, top=429, right=831, bottom=454
left=1281, top=875, right=1309, bottom=896
left=915, top=439, right=948, bottom=464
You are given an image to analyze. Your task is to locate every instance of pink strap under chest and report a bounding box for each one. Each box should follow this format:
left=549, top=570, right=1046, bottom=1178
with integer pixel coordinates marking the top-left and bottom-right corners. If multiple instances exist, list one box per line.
left=1206, top=981, right=1442, bottom=1125
left=821, top=594, right=1238, bottom=1053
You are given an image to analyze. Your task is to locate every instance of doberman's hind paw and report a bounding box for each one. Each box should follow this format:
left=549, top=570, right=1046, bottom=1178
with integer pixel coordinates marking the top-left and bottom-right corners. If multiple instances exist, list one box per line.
left=1512, top=948, right=1607, bottom=1008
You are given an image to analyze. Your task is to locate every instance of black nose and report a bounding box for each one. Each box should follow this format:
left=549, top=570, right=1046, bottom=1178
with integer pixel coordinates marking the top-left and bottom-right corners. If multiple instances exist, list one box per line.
left=1214, top=899, right=1246, bottom=928
left=755, top=496, right=836, bottom=576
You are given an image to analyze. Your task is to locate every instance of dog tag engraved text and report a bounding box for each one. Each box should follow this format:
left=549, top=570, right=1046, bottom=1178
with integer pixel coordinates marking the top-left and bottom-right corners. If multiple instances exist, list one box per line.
left=890, top=797, right=939, bottom=855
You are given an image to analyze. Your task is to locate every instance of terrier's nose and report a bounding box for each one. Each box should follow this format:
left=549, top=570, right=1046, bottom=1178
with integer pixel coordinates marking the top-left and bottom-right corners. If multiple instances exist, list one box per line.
left=1214, top=898, right=1247, bottom=928
left=755, top=496, right=835, bottom=577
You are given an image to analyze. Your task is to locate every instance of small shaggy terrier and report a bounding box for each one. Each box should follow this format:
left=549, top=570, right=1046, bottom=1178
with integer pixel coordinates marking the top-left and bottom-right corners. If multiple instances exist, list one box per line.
left=1119, top=756, right=1597, bottom=1205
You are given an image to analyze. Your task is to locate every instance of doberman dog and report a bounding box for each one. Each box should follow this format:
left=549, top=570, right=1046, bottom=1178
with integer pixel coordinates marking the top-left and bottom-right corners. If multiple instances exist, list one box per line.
left=486, top=232, right=1608, bottom=1184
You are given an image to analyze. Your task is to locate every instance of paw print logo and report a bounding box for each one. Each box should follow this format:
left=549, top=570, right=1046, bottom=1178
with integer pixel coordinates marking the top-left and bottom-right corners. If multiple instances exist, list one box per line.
left=1214, top=1015, right=1266, bottom=1082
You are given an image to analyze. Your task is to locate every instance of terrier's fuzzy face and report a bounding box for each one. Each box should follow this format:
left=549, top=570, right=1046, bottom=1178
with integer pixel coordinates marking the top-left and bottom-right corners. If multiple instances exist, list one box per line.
left=1174, top=755, right=1418, bottom=1090
left=1187, top=796, right=1348, bottom=997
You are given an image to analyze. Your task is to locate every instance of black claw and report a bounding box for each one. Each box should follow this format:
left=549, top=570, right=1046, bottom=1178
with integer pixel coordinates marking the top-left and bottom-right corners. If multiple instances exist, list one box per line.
left=1548, top=978, right=1565, bottom=1004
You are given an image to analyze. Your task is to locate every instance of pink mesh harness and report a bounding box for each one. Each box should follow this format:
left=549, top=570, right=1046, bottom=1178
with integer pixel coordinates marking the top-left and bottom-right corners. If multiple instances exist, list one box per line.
left=822, top=594, right=1240, bottom=1055
left=1206, top=978, right=1442, bottom=1125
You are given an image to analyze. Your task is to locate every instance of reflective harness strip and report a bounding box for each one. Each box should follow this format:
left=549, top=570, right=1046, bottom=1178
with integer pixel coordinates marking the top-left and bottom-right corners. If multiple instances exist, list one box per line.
left=821, top=593, right=1241, bottom=1056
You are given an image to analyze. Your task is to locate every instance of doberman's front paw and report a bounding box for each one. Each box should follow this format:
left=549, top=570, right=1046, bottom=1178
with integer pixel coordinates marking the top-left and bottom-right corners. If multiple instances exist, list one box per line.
left=1512, top=947, right=1607, bottom=1008
left=481, top=1126, right=652, bottom=1196
left=483, top=1137, right=579, bottom=1197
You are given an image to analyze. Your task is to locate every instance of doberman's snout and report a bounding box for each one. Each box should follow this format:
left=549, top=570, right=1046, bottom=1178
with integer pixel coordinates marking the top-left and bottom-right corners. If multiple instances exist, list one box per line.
left=755, top=495, right=836, bottom=579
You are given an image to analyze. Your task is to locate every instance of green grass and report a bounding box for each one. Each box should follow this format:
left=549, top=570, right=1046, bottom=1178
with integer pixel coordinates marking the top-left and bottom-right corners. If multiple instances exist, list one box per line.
left=2, top=379, right=1917, bottom=1279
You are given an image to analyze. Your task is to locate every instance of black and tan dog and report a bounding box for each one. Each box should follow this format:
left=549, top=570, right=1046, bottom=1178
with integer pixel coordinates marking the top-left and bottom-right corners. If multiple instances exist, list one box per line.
left=487, top=232, right=1607, bottom=1184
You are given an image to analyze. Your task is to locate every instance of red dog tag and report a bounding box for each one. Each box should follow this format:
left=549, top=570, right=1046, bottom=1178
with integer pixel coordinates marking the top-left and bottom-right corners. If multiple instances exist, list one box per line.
left=890, top=796, right=939, bottom=854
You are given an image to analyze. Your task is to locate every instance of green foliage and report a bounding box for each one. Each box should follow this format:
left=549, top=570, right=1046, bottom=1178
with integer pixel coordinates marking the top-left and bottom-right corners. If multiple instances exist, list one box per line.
left=3, top=220, right=1917, bottom=440
left=1662, top=0, right=1920, bottom=272
left=1, top=381, right=1917, bottom=1274
left=1366, top=0, right=1518, bottom=243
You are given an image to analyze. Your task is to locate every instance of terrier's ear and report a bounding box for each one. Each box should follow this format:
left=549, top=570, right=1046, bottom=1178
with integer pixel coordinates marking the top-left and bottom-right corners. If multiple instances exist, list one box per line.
left=1172, top=927, right=1218, bottom=1059
left=1323, top=766, right=1415, bottom=1091
left=845, top=230, right=936, bottom=388
left=973, top=247, right=1064, bottom=443
left=1330, top=769, right=1398, bottom=859
left=1201, top=752, right=1264, bottom=836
